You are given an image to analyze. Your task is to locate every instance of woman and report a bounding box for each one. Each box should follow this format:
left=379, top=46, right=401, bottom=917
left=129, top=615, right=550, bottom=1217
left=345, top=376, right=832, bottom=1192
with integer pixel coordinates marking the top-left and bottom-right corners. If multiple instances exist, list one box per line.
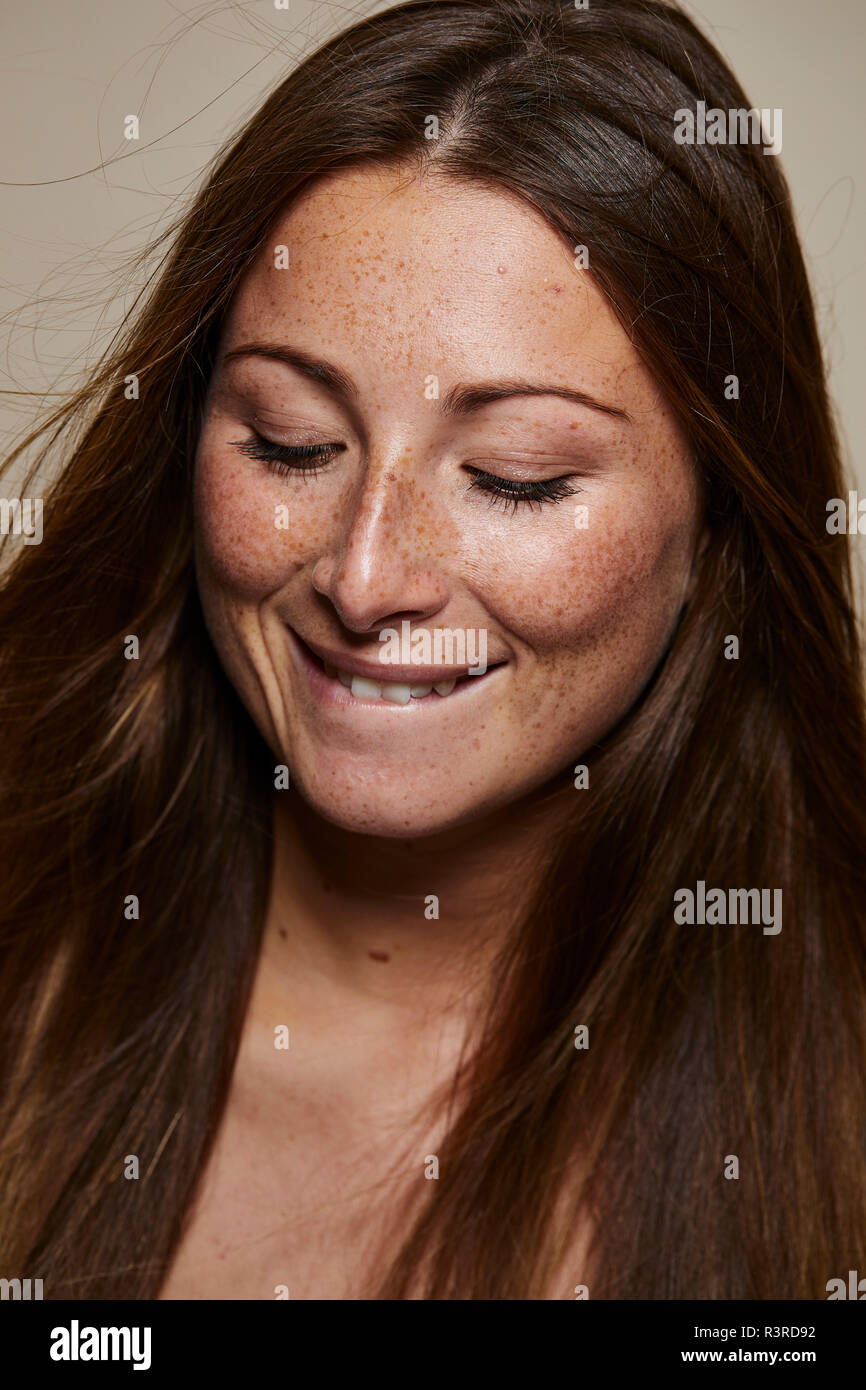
left=1, top=0, right=864, bottom=1300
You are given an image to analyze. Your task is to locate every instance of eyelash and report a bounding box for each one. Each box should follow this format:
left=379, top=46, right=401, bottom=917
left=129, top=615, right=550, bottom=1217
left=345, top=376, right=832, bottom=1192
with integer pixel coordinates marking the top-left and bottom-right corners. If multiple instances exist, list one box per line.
left=231, top=435, right=580, bottom=511
left=232, top=436, right=343, bottom=477
left=463, top=466, right=579, bottom=512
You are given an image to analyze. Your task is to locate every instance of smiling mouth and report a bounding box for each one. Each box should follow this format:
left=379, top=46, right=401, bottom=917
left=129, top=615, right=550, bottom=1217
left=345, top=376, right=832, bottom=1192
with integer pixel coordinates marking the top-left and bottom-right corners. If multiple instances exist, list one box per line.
left=324, top=661, right=469, bottom=704
left=292, top=631, right=504, bottom=706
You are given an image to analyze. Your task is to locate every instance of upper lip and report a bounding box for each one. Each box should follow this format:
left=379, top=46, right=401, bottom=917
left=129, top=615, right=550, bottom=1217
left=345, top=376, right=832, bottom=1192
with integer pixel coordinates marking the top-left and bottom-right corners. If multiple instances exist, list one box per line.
left=294, top=630, right=504, bottom=685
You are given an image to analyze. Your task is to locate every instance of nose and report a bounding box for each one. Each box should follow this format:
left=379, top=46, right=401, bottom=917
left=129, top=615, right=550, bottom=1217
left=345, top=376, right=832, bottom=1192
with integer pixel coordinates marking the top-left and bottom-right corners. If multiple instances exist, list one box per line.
left=311, top=442, right=450, bottom=634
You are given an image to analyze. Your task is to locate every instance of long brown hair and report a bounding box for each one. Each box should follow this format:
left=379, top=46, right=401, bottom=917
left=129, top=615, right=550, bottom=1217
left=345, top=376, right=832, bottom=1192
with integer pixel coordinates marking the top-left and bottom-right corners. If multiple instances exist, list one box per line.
left=2, top=0, right=865, bottom=1299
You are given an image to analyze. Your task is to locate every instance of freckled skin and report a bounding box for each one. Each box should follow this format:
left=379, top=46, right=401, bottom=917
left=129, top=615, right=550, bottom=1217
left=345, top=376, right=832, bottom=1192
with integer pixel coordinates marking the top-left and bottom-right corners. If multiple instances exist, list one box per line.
left=194, top=163, right=702, bottom=838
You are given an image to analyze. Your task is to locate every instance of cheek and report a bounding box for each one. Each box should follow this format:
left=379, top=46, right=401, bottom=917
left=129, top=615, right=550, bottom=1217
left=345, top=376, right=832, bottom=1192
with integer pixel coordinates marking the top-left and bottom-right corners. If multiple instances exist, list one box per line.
left=194, top=446, right=315, bottom=601
left=482, top=492, right=692, bottom=669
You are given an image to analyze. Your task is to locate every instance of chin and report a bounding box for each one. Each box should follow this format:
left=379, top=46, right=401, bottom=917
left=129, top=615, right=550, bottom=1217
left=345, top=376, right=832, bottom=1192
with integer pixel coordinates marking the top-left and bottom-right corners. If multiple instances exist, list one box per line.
left=286, top=761, right=512, bottom=839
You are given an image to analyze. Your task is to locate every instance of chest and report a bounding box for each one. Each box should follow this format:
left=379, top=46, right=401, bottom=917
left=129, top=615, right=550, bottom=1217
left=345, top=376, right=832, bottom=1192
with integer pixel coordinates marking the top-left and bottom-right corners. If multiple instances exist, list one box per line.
left=159, top=1054, right=440, bottom=1300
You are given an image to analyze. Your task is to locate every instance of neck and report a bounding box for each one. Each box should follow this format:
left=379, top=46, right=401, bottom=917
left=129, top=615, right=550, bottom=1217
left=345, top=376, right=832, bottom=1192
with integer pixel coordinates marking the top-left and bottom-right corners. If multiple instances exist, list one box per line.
left=259, top=782, right=574, bottom=1028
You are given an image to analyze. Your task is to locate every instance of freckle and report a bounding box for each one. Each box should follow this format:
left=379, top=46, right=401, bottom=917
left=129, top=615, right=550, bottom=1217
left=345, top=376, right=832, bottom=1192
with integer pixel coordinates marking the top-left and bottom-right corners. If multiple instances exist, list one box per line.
left=369, top=950, right=390, bottom=963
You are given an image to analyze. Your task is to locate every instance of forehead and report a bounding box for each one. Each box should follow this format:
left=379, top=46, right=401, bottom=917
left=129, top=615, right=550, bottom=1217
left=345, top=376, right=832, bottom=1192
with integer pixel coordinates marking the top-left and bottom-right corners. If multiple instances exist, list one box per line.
left=221, top=164, right=656, bottom=414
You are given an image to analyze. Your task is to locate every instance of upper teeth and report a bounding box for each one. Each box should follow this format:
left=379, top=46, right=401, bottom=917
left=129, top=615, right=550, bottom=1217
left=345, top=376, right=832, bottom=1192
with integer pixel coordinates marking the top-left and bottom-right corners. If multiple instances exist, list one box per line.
left=324, top=663, right=459, bottom=703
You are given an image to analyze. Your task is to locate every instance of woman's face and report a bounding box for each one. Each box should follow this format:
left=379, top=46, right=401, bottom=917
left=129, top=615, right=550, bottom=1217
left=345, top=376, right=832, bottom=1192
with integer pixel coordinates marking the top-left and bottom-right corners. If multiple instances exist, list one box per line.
left=194, top=164, right=702, bottom=836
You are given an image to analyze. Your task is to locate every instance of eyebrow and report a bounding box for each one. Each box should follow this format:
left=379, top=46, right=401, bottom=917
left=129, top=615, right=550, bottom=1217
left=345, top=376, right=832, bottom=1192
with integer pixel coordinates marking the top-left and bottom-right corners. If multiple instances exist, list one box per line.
left=221, top=343, right=633, bottom=425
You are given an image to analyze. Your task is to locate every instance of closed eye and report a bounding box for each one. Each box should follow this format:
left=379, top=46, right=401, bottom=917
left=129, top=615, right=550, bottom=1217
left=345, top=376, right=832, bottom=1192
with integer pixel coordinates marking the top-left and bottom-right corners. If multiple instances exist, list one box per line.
left=231, top=434, right=344, bottom=476
left=465, top=466, right=580, bottom=512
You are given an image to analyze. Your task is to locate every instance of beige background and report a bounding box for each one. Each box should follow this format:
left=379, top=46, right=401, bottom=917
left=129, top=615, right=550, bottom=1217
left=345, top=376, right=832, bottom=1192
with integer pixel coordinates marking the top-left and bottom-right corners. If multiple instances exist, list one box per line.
left=1, top=0, right=863, bottom=491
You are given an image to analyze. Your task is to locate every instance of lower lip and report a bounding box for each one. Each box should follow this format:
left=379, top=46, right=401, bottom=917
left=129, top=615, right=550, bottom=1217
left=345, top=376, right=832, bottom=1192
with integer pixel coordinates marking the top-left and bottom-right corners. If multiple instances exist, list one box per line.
left=287, top=628, right=504, bottom=712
